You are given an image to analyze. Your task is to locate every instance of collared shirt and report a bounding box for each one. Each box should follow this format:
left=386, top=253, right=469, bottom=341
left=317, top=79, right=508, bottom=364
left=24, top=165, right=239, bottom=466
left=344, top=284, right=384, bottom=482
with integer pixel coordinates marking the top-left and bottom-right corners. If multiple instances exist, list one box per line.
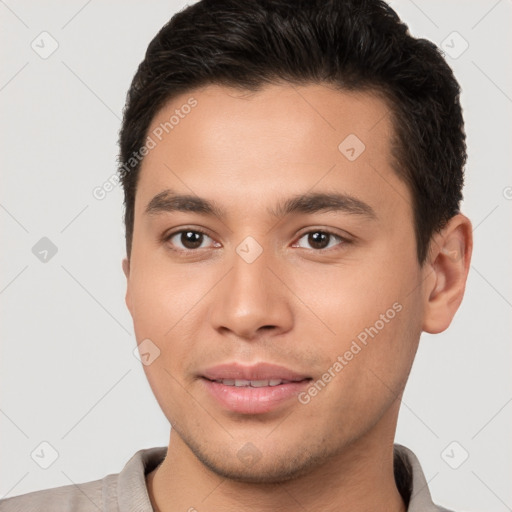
left=0, top=444, right=453, bottom=511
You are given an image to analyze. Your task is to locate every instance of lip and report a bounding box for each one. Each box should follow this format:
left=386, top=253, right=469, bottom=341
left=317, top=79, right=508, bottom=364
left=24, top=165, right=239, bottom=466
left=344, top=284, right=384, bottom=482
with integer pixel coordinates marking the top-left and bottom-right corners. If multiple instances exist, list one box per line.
left=199, top=363, right=312, bottom=414
left=200, top=362, right=311, bottom=382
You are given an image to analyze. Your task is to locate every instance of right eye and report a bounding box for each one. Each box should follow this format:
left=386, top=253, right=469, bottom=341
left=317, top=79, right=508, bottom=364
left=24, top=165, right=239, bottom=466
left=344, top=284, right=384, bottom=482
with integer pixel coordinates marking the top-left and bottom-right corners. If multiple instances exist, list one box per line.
left=164, top=229, right=221, bottom=252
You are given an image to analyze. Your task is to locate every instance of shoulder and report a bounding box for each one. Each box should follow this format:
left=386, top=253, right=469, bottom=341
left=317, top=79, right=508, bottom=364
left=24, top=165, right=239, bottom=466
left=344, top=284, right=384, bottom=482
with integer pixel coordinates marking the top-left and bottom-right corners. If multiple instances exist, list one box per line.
left=0, top=446, right=166, bottom=512
left=0, top=474, right=113, bottom=512
left=394, top=444, right=457, bottom=512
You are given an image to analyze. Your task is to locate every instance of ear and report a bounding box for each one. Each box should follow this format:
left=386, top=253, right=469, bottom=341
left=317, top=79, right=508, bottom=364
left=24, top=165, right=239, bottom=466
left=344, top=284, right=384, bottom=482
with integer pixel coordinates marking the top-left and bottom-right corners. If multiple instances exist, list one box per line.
left=122, top=258, right=132, bottom=313
left=422, top=213, right=473, bottom=334
left=122, top=257, right=130, bottom=279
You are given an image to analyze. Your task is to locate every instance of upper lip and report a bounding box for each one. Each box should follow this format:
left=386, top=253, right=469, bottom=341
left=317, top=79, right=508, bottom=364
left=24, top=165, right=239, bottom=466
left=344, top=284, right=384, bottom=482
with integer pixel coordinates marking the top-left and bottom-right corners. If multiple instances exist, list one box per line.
left=201, top=363, right=311, bottom=382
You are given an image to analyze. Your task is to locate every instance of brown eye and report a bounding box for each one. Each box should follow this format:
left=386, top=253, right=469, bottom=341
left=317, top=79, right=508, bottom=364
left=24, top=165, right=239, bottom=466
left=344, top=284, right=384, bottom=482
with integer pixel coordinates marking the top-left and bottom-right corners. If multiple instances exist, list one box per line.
left=308, top=232, right=329, bottom=249
left=166, top=229, right=214, bottom=250
left=295, top=230, right=345, bottom=250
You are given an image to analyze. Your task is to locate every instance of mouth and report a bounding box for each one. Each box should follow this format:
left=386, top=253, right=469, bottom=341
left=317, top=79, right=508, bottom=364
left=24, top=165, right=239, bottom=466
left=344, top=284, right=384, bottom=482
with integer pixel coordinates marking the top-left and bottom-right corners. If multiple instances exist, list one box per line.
left=200, top=361, right=312, bottom=382
left=203, top=378, right=305, bottom=387
left=199, top=362, right=313, bottom=414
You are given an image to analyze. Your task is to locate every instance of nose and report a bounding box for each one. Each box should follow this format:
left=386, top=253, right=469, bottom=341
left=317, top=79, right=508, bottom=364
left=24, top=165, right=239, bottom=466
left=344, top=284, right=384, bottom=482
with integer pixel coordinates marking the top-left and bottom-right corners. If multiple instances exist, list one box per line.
left=209, top=243, right=294, bottom=341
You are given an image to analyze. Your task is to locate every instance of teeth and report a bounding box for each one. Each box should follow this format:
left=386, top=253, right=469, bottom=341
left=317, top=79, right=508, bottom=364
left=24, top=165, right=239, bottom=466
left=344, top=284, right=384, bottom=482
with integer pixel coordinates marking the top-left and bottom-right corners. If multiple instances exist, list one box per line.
left=215, top=379, right=288, bottom=387
left=249, top=380, right=269, bottom=387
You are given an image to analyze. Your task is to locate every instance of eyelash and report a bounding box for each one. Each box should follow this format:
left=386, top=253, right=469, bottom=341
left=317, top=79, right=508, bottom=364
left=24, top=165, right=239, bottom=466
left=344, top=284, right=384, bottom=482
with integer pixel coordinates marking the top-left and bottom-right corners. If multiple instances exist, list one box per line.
left=163, top=228, right=349, bottom=255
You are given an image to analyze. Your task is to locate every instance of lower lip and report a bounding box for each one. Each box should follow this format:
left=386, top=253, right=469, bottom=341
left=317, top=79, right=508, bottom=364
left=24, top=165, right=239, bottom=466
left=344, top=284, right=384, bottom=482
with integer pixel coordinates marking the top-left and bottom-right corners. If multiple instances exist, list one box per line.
left=200, top=378, right=311, bottom=414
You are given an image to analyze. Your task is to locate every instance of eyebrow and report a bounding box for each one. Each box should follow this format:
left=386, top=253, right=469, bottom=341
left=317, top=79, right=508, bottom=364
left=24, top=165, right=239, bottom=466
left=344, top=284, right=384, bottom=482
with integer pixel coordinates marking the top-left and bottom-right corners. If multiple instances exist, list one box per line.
left=144, top=188, right=376, bottom=220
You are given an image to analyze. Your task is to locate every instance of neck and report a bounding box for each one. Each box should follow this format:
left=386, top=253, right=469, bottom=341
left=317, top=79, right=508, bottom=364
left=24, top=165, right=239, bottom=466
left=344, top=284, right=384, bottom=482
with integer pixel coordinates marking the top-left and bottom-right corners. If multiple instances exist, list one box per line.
left=146, top=413, right=406, bottom=512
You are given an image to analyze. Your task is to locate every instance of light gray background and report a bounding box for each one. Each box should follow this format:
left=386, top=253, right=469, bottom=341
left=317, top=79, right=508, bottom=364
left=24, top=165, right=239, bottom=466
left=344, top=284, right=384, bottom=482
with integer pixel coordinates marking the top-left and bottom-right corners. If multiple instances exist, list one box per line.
left=1, top=1, right=511, bottom=510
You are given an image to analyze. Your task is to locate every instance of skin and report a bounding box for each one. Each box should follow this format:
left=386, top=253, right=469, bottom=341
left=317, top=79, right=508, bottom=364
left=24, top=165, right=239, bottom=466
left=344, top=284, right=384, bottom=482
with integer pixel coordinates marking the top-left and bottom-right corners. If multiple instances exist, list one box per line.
left=122, top=83, right=472, bottom=512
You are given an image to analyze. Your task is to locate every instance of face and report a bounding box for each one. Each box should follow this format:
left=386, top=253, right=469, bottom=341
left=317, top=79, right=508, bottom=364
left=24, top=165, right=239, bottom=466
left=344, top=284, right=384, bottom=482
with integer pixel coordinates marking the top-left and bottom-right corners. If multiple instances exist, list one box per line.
left=124, top=83, right=427, bottom=483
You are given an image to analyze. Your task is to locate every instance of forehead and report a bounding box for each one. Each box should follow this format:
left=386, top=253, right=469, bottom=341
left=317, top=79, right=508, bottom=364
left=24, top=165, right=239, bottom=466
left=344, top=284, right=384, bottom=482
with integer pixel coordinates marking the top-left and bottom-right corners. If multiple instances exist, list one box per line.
left=135, top=82, right=407, bottom=221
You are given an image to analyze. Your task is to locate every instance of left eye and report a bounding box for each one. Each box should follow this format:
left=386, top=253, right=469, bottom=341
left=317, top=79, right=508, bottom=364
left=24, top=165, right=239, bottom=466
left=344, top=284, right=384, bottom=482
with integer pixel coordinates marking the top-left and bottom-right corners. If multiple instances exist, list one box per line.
left=293, top=230, right=345, bottom=250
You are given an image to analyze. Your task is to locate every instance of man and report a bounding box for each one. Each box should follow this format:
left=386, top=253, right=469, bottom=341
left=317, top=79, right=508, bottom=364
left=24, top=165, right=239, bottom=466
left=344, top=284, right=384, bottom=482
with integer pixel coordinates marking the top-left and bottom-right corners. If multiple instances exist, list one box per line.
left=0, top=0, right=472, bottom=510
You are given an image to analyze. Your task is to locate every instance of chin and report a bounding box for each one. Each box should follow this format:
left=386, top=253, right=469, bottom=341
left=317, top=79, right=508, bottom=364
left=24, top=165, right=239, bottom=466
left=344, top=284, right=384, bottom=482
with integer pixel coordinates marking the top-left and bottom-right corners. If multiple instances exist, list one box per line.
left=200, top=458, right=307, bottom=484
left=191, top=440, right=333, bottom=485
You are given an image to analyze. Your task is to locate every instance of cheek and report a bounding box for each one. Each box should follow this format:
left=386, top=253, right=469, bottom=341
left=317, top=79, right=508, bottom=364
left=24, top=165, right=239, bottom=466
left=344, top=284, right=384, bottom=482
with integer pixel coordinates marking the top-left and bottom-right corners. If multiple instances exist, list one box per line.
left=128, top=256, right=209, bottom=338
left=127, top=258, right=218, bottom=385
left=293, top=254, right=414, bottom=340
left=297, top=295, right=422, bottom=440
left=297, top=244, right=423, bottom=388
left=332, top=282, right=422, bottom=400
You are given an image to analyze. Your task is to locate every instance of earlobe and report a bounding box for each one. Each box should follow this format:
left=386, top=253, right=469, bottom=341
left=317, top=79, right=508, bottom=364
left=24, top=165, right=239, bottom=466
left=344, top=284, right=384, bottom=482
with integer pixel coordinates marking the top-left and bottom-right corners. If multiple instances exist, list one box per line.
left=422, top=214, right=473, bottom=334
